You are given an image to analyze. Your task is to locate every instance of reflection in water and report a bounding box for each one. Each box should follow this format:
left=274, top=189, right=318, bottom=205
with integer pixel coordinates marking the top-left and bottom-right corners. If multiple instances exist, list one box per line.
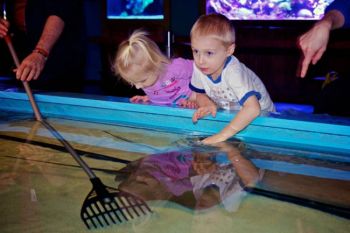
left=1, top=112, right=349, bottom=232
left=116, top=141, right=262, bottom=212
left=0, top=120, right=68, bottom=191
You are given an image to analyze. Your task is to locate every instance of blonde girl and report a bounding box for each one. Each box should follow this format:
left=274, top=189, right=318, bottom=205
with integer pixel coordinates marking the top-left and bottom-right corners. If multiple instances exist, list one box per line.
left=113, top=29, right=196, bottom=108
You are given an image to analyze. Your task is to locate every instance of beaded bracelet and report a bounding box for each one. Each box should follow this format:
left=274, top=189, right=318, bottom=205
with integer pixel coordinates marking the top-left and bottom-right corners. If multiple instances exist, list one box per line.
left=33, top=47, right=49, bottom=60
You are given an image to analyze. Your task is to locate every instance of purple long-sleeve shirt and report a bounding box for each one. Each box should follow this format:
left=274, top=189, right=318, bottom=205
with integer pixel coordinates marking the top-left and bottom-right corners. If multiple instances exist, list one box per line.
left=143, top=58, right=193, bottom=105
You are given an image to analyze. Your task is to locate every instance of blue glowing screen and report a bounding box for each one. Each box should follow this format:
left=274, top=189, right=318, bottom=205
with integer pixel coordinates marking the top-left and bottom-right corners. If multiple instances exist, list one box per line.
left=206, top=0, right=335, bottom=20
left=107, top=0, right=164, bottom=20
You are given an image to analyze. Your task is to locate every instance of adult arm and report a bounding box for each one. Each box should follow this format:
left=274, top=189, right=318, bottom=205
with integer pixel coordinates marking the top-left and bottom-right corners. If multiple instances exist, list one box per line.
left=16, top=15, right=65, bottom=81
left=0, top=19, right=9, bottom=38
left=326, top=0, right=350, bottom=28
left=297, top=0, right=350, bottom=78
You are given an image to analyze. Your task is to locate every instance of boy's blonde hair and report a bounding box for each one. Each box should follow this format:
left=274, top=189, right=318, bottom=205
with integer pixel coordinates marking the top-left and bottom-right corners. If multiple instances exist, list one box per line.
left=113, top=29, right=170, bottom=82
left=190, top=14, right=235, bottom=46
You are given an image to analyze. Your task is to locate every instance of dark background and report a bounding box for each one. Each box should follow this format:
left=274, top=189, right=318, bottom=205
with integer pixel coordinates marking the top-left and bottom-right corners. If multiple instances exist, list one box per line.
left=1, top=0, right=349, bottom=105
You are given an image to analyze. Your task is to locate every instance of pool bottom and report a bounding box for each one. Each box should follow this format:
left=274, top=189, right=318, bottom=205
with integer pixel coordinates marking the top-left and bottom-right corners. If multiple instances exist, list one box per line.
left=0, top=114, right=349, bottom=232
left=1, top=151, right=349, bottom=233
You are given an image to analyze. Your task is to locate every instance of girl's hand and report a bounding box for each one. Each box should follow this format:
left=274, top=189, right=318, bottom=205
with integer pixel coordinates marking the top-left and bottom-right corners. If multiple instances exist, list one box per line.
left=130, top=95, right=150, bottom=103
left=192, top=106, right=216, bottom=123
left=178, top=99, right=198, bottom=109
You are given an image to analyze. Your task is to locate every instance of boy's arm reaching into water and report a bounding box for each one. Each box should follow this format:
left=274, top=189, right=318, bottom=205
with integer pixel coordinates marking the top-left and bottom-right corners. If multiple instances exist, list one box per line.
left=201, top=95, right=260, bottom=144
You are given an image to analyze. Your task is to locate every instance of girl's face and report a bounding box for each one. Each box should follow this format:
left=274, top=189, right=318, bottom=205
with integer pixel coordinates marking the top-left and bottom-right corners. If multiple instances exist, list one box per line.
left=191, top=35, right=234, bottom=80
left=123, top=49, right=159, bottom=89
left=129, top=70, right=158, bottom=89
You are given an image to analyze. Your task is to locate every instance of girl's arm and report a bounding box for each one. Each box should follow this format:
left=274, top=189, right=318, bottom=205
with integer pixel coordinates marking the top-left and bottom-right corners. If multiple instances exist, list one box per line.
left=202, top=95, right=260, bottom=144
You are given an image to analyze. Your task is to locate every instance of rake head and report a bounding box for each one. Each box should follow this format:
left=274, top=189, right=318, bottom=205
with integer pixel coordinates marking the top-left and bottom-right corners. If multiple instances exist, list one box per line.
left=81, top=178, right=152, bottom=229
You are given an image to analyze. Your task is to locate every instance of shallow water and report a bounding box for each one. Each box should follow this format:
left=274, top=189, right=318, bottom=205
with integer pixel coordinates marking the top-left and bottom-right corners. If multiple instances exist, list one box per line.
left=0, top=111, right=349, bottom=233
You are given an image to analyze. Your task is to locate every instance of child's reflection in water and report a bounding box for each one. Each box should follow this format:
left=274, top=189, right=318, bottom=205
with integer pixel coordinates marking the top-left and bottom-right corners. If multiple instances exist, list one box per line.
left=116, top=140, right=262, bottom=212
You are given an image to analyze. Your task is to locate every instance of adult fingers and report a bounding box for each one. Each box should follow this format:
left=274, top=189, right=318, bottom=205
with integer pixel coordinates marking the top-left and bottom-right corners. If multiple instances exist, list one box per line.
left=16, top=66, right=34, bottom=81
left=299, top=52, right=312, bottom=78
left=0, top=20, right=9, bottom=38
left=311, top=47, right=326, bottom=65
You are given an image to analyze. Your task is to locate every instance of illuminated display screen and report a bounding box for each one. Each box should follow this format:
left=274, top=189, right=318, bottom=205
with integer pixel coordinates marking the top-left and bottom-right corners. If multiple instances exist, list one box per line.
left=107, top=0, right=164, bottom=20
left=206, top=0, right=335, bottom=20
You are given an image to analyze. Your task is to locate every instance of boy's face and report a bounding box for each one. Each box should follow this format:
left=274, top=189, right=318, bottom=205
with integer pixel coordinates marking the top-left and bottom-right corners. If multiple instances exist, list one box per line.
left=191, top=35, right=234, bottom=80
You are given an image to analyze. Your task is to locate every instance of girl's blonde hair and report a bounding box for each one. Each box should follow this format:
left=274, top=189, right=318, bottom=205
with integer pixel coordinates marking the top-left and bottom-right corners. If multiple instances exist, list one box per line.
left=190, top=14, right=235, bottom=46
left=113, top=29, right=170, bottom=82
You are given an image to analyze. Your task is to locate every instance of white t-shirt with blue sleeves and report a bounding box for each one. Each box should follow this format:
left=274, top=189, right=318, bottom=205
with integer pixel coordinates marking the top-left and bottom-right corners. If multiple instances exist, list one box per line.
left=190, top=56, right=275, bottom=112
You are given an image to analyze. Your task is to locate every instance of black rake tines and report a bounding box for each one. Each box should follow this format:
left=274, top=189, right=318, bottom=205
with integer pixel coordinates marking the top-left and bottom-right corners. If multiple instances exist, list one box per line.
left=81, top=178, right=152, bottom=229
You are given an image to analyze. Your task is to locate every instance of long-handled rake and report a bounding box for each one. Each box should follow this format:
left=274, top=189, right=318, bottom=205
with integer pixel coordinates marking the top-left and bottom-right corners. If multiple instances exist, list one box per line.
left=2, top=4, right=151, bottom=229
left=41, top=121, right=152, bottom=229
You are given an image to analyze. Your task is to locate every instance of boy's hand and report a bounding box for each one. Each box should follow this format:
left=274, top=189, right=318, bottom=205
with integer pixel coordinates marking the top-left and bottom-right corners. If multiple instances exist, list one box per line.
left=201, top=132, right=229, bottom=145
left=192, top=106, right=217, bottom=123
left=130, top=95, right=150, bottom=103
left=201, top=126, right=237, bottom=144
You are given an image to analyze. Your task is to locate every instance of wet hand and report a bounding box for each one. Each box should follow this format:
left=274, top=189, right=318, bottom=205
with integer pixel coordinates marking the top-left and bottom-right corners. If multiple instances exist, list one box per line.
left=201, top=126, right=237, bottom=144
left=201, top=134, right=228, bottom=145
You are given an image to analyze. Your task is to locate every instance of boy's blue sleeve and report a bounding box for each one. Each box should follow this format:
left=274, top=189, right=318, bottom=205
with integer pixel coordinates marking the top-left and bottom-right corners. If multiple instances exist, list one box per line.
left=325, top=0, right=350, bottom=28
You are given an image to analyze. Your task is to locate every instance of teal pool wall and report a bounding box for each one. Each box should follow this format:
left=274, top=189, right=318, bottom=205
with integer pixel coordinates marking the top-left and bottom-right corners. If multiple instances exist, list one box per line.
left=1, top=90, right=350, bottom=155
